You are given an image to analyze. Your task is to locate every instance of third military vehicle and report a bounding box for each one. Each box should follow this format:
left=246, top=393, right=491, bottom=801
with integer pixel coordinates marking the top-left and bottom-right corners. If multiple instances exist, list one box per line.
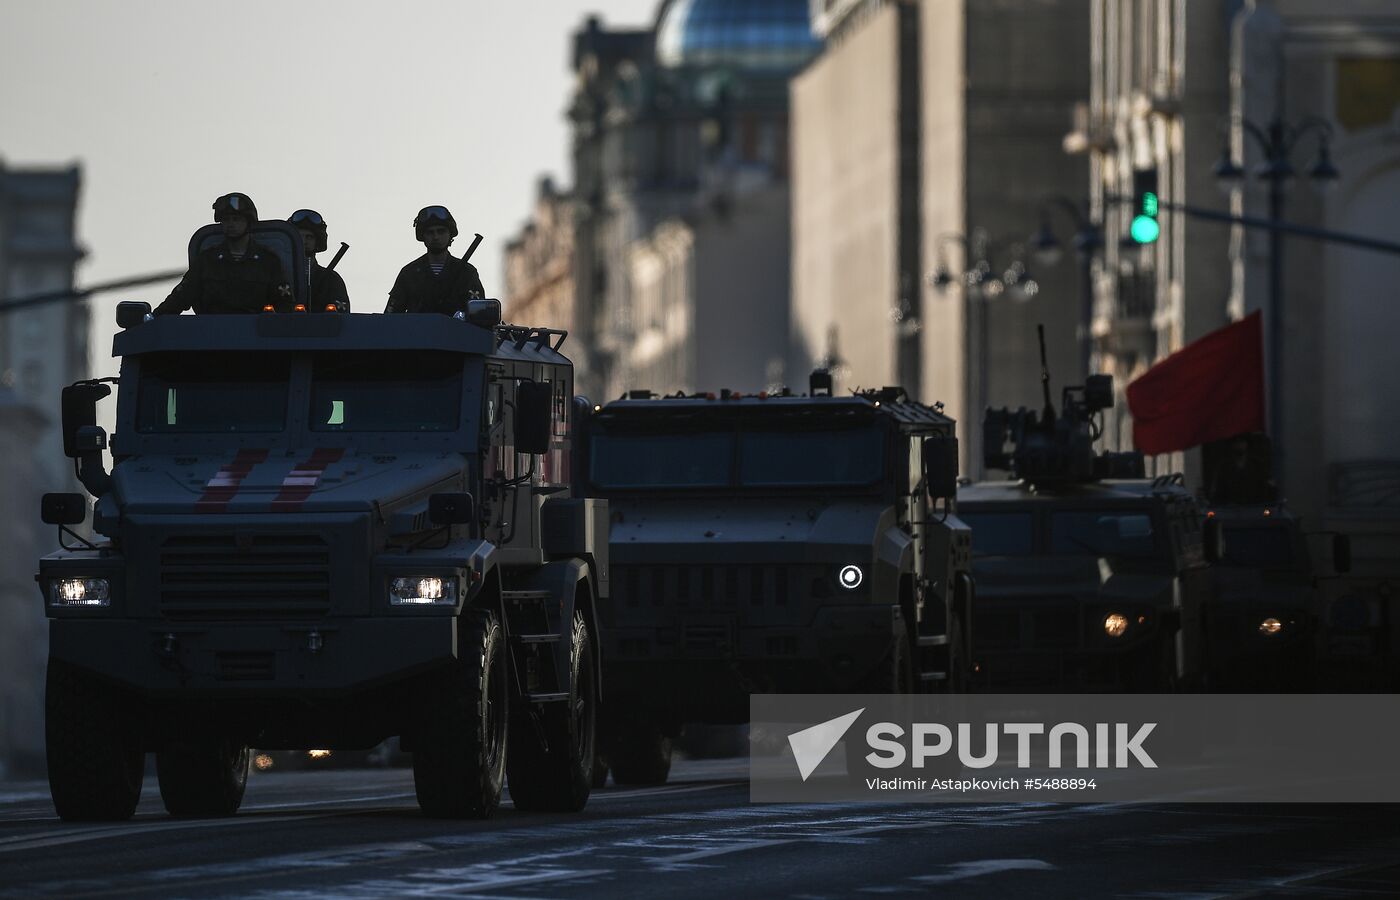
left=958, top=330, right=1218, bottom=691
left=577, top=372, right=972, bottom=784
left=37, top=219, right=606, bottom=820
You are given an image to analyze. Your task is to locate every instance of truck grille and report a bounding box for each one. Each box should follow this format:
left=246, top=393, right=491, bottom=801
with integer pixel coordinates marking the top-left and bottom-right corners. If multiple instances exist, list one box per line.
left=159, top=534, right=331, bottom=618
left=615, top=564, right=801, bottom=610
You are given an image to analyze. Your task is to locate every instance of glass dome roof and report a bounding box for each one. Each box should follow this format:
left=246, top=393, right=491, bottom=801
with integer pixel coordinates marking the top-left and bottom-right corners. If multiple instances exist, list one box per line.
left=655, top=0, right=821, bottom=72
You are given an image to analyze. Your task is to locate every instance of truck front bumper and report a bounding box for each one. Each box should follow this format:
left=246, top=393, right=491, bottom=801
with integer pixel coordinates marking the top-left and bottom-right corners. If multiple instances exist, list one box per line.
left=50, top=617, right=457, bottom=699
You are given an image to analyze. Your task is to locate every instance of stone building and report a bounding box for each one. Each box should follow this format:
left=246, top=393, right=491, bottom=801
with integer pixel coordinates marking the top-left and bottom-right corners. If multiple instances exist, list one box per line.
left=1074, top=0, right=1234, bottom=484
left=791, top=0, right=1090, bottom=474
left=0, top=161, right=86, bottom=775
left=503, top=177, right=575, bottom=332
left=568, top=0, right=820, bottom=399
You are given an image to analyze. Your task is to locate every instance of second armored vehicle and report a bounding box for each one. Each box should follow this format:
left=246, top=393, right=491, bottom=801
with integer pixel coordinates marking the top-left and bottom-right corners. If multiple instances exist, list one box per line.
left=958, top=330, right=1218, bottom=691
left=578, top=373, right=972, bottom=784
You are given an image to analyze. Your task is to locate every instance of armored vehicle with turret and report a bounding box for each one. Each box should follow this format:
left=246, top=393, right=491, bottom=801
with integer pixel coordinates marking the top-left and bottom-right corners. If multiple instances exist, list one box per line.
left=36, top=220, right=606, bottom=821
left=957, top=328, right=1219, bottom=691
left=575, top=371, right=972, bottom=785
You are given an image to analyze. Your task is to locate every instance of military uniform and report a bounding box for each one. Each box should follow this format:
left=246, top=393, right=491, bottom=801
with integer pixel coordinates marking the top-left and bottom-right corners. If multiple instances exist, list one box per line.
left=307, top=259, right=351, bottom=312
left=384, top=254, right=485, bottom=315
left=154, top=241, right=292, bottom=315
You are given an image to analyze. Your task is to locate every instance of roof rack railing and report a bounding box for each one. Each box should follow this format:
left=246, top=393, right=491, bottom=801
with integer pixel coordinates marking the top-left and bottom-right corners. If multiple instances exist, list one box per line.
left=494, top=324, right=569, bottom=352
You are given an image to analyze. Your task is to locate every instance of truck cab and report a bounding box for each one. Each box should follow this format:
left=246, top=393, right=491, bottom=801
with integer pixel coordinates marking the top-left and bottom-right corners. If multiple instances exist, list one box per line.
left=38, top=299, right=606, bottom=821
left=576, top=376, right=971, bottom=784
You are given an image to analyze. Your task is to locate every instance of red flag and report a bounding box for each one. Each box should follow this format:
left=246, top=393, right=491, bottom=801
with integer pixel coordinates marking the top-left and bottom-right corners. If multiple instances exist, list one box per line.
left=1126, top=311, right=1265, bottom=455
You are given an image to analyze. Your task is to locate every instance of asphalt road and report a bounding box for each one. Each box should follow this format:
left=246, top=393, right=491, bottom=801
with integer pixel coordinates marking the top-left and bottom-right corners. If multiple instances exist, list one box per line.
left=1, top=758, right=1398, bottom=899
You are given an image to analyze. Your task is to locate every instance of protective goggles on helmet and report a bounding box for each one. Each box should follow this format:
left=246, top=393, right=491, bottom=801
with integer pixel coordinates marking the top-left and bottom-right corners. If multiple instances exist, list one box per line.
left=417, top=206, right=451, bottom=225
left=289, top=209, right=325, bottom=226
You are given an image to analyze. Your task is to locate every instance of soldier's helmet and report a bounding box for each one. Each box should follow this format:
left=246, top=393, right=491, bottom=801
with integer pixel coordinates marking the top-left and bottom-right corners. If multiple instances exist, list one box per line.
left=213, top=193, right=258, bottom=224
left=288, top=209, right=328, bottom=252
left=414, top=205, right=458, bottom=241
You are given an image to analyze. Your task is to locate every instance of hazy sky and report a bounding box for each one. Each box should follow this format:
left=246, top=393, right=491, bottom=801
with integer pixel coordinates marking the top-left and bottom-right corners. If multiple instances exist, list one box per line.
left=0, top=0, right=660, bottom=379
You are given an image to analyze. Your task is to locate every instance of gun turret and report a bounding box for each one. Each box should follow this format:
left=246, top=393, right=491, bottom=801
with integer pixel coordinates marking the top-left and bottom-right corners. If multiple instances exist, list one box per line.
left=983, top=325, right=1144, bottom=485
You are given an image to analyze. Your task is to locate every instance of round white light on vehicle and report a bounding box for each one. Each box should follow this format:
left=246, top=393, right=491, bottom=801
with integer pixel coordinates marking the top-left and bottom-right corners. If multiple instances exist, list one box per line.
left=1259, top=617, right=1283, bottom=636
left=839, top=565, right=864, bottom=590
left=1103, top=613, right=1129, bottom=638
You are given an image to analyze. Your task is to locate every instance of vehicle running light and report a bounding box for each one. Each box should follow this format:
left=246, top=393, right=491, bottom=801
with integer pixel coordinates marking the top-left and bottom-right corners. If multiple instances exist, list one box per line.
left=838, top=565, right=864, bottom=590
left=390, top=576, right=455, bottom=606
left=1259, top=617, right=1283, bottom=636
left=1103, top=613, right=1129, bottom=638
left=51, top=577, right=110, bottom=607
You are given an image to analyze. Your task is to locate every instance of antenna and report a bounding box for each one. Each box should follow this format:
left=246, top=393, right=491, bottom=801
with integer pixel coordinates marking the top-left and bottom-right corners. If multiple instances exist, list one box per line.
left=1037, top=324, right=1055, bottom=422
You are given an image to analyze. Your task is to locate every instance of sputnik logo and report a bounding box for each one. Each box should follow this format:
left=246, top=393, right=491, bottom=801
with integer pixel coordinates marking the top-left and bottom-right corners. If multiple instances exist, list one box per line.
left=788, top=708, right=864, bottom=781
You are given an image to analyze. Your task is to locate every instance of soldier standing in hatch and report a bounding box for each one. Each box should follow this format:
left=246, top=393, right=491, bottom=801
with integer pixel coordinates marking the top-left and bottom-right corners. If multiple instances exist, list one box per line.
left=288, top=208, right=350, bottom=312
left=384, top=205, right=485, bottom=315
left=153, top=193, right=292, bottom=315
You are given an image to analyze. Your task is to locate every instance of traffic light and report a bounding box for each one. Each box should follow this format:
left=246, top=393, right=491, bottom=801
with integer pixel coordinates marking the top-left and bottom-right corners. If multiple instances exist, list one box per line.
left=1130, top=168, right=1160, bottom=244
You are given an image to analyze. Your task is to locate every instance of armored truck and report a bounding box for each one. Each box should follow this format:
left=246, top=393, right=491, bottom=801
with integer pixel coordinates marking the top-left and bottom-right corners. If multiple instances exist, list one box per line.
left=1201, top=503, right=1351, bottom=690
left=957, top=329, right=1218, bottom=691
left=36, top=222, right=606, bottom=821
left=576, top=372, right=972, bottom=784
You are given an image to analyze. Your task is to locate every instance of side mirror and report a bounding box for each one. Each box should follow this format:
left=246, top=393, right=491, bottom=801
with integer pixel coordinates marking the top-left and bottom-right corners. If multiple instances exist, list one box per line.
left=428, top=492, right=475, bottom=526
left=1084, top=374, right=1114, bottom=412
left=1202, top=517, right=1225, bottom=564
left=61, top=382, right=111, bottom=459
left=116, top=301, right=151, bottom=329
left=515, top=381, right=553, bottom=455
left=922, top=435, right=959, bottom=500
left=1332, top=533, right=1353, bottom=575
left=76, top=426, right=108, bottom=453
left=41, top=493, right=87, bottom=526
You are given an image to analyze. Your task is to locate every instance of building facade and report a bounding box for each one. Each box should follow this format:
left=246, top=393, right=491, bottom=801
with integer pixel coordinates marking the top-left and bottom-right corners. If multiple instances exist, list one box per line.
left=0, top=161, right=86, bottom=775
left=1077, top=0, right=1235, bottom=485
left=792, top=0, right=1090, bottom=473
left=503, top=177, right=575, bottom=332
left=569, top=0, right=819, bottom=400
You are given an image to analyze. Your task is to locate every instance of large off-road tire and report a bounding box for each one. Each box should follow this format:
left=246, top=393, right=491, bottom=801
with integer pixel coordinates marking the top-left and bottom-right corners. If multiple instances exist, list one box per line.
left=156, top=740, right=250, bottom=817
left=507, top=613, right=596, bottom=812
left=607, top=725, right=673, bottom=786
left=46, top=660, right=145, bottom=822
left=413, top=610, right=509, bottom=819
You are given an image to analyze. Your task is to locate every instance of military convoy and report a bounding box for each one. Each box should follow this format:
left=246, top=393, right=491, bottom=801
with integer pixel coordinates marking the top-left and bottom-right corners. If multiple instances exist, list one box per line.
left=576, top=372, right=972, bottom=785
left=958, top=329, right=1218, bottom=691
left=36, top=221, right=605, bottom=821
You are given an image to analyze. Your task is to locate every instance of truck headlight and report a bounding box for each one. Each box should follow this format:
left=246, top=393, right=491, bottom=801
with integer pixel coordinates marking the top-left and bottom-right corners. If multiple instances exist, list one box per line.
left=1103, top=612, right=1129, bottom=638
left=50, top=577, right=110, bottom=607
left=838, top=565, right=864, bottom=590
left=1258, top=617, right=1283, bottom=636
left=389, top=576, right=457, bottom=606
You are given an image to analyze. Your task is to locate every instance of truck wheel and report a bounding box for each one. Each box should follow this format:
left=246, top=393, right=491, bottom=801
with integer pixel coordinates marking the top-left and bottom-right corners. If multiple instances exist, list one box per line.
left=607, top=725, right=673, bottom=785
left=413, top=610, right=508, bottom=819
left=156, top=740, right=250, bottom=816
left=46, top=660, right=144, bottom=822
left=507, top=613, right=596, bottom=812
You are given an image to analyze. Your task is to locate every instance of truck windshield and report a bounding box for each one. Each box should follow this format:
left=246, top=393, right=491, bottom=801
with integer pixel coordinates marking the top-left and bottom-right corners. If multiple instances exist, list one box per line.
left=589, top=421, right=885, bottom=489
left=961, top=512, right=1035, bottom=556
left=136, top=351, right=291, bottom=433
left=1222, top=525, right=1294, bottom=568
left=310, top=351, right=463, bottom=432
left=1050, top=510, right=1157, bottom=558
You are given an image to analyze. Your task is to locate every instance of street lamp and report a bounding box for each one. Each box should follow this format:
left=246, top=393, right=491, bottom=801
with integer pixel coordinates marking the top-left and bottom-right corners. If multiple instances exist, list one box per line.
left=1212, top=114, right=1340, bottom=485
left=929, top=229, right=1037, bottom=474
left=1031, top=196, right=1103, bottom=379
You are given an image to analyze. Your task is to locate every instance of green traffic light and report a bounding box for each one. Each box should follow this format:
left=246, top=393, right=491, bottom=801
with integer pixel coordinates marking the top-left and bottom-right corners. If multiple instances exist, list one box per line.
left=1130, top=214, right=1160, bottom=244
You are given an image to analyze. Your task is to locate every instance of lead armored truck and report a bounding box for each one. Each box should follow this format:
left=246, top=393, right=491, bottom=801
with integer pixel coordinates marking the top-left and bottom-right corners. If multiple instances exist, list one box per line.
left=577, top=372, right=972, bottom=784
left=37, top=222, right=606, bottom=821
